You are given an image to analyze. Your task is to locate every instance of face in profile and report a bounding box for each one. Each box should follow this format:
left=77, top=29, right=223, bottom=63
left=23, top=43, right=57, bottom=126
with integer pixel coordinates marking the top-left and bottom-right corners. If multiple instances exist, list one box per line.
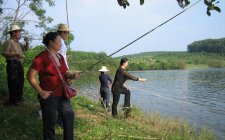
left=50, top=35, right=62, bottom=52
left=124, top=61, right=128, bottom=68
left=61, top=31, right=69, bottom=40
left=14, top=30, right=22, bottom=40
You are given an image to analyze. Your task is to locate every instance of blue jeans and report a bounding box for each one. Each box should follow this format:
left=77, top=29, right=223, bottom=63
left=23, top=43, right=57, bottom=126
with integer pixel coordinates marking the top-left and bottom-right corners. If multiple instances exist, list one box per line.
left=39, top=96, right=74, bottom=140
left=100, top=87, right=111, bottom=110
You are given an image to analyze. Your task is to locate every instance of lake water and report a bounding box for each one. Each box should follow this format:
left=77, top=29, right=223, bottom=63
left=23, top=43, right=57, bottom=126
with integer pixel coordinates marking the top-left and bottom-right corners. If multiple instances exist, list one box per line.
left=77, top=68, right=225, bottom=140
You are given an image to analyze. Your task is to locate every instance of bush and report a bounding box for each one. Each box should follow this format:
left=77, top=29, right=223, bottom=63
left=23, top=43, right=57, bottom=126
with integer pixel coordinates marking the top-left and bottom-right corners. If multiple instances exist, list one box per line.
left=208, top=59, right=225, bottom=68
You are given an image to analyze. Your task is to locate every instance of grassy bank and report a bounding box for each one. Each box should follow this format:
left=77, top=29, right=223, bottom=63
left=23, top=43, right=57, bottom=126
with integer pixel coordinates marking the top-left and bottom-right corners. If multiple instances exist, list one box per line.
left=0, top=93, right=215, bottom=140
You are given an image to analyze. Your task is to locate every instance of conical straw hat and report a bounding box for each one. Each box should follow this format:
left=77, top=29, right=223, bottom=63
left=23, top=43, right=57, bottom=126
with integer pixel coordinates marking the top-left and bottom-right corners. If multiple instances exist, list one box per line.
left=57, top=23, right=71, bottom=32
left=8, top=24, right=24, bottom=33
left=99, top=66, right=109, bottom=72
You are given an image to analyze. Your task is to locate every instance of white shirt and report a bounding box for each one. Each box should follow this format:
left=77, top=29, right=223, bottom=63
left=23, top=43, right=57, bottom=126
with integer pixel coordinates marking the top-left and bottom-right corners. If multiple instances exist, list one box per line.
left=59, top=38, right=69, bottom=69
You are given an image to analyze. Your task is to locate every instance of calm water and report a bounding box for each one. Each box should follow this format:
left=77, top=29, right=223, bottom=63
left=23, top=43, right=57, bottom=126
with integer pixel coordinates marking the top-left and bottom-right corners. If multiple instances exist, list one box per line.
left=77, top=68, right=225, bottom=140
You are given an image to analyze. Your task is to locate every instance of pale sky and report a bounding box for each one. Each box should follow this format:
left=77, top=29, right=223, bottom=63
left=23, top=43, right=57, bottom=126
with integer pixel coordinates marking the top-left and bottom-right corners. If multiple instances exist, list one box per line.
left=5, top=0, right=225, bottom=56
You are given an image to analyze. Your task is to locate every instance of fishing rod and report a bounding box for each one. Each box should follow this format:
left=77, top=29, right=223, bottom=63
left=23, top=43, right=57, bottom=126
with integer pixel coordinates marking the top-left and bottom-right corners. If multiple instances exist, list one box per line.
left=65, top=0, right=71, bottom=54
left=87, top=0, right=202, bottom=70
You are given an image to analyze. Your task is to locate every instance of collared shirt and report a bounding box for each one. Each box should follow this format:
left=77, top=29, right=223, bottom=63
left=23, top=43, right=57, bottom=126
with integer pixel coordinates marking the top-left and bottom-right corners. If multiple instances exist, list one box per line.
left=2, top=38, right=24, bottom=61
left=58, top=38, right=69, bottom=69
left=31, top=50, right=68, bottom=96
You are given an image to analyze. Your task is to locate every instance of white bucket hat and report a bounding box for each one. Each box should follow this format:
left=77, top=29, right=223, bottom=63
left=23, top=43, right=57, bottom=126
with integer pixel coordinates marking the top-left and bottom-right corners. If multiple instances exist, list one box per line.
left=57, top=23, right=71, bottom=32
left=8, top=24, right=24, bottom=33
left=99, top=66, right=109, bottom=72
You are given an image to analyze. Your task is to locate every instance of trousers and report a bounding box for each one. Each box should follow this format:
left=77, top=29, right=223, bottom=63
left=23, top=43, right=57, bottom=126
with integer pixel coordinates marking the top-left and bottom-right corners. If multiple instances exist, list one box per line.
left=112, top=86, right=130, bottom=116
left=6, top=59, right=24, bottom=104
left=40, top=96, right=74, bottom=140
left=100, top=87, right=111, bottom=109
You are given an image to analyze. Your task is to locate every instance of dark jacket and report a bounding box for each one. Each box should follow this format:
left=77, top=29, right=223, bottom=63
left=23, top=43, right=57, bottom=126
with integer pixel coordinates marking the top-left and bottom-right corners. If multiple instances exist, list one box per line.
left=112, top=67, right=138, bottom=90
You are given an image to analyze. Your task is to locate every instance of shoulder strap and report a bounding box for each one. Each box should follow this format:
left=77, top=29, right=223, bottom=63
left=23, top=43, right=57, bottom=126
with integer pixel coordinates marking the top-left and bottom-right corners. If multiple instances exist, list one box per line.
left=48, top=51, right=66, bottom=85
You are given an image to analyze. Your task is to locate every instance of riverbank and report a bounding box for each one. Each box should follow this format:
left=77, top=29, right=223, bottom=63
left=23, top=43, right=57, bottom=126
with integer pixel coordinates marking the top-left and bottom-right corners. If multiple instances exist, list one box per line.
left=0, top=94, right=215, bottom=140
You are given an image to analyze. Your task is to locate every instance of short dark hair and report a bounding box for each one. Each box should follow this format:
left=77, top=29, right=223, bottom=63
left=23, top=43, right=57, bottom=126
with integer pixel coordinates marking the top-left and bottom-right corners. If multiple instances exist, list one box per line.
left=120, top=58, right=128, bottom=66
left=42, top=32, right=59, bottom=46
left=9, top=31, right=13, bottom=36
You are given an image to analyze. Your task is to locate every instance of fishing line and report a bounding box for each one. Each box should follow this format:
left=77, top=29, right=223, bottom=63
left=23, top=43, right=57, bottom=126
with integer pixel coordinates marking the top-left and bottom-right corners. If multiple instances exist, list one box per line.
left=87, top=0, right=202, bottom=69
left=129, top=85, right=196, bottom=106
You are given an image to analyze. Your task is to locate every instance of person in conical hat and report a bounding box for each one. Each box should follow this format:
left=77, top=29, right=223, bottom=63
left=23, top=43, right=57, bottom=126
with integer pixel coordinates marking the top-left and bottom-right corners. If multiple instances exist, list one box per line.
left=2, top=23, right=29, bottom=106
left=98, top=66, right=113, bottom=112
left=57, top=23, right=72, bottom=128
left=57, top=23, right=71, bottom=69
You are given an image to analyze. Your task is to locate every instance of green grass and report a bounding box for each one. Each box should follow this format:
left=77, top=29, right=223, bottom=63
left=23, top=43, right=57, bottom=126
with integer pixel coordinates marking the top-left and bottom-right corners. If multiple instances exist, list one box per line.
left=0, top=92, right=215, bottom=140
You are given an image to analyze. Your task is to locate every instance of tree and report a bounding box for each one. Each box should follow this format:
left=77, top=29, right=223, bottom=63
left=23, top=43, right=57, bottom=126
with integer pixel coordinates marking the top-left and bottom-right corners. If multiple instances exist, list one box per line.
left=117, top=0, right=221, bottom=16
left=0, top=0, right=55, bottom=41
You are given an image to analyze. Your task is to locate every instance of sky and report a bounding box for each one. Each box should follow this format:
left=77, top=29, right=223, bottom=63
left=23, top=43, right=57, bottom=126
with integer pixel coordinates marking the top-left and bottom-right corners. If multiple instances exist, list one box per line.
left=5, top=0, right=225, bottom=57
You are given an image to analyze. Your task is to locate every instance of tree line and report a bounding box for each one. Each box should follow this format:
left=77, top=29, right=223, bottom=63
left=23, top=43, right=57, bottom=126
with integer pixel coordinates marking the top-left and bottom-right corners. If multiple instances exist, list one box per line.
left=1, top=43, right=225, bottom=72
left=187, top=38, right=225, bottom=53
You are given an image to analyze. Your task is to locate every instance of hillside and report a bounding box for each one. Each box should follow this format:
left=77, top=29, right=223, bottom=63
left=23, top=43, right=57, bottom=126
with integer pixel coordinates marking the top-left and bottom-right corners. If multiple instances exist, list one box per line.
left=118, top=51, right=225, bottom=70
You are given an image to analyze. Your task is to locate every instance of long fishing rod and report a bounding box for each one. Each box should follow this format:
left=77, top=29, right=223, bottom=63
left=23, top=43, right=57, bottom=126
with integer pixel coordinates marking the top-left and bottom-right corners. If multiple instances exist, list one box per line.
left=87, top=0, right=202, bottom=70
left=65, top=0, right=71, bottom=54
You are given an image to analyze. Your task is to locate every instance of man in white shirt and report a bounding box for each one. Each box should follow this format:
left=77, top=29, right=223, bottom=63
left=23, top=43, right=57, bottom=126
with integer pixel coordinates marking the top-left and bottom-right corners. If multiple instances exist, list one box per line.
left=57, top=23, right=71, bottom=69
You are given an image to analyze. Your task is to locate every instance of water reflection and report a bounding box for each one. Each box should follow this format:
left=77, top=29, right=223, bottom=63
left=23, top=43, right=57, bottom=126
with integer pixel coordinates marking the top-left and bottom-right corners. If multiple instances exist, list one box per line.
left=76, top=68, right=225, bottom=140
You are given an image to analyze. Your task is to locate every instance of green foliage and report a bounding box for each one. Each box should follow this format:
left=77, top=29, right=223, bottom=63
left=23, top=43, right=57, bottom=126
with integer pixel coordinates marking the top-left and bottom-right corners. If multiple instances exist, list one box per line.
left=119, top=51, right=225, bottom=70
left=204, top=0, right=221, bottom=16
left=187, top=38, right=225, bottom=53
left=69, top=51, right=118, bottom=72
left=177, top=0, right=190, bottom=8
left=23, top=45, right=45, bottom=66
left=0, top=43, right=6, bottom=72
left=118, top=0, right=221, bottom=16
left=207, top=59, right=225, bottom=68
left=0, top=0, right=55, bottom=41
left=140, top=0, right=144, bottom=5
left=29, top=0, right=55, bottom=29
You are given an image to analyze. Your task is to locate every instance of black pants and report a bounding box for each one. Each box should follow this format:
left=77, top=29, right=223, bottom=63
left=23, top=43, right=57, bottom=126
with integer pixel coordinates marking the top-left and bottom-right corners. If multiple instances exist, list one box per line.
left=40, top=96, right=74, bottom=140
left=6, top=60, right=24, bottom=104
left=112, top=87, right=130, bottom=116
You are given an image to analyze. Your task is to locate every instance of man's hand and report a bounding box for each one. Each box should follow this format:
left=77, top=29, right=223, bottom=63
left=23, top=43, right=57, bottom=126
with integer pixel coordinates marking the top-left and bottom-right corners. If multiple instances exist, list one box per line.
left=17, top=54, right=25, bottom=59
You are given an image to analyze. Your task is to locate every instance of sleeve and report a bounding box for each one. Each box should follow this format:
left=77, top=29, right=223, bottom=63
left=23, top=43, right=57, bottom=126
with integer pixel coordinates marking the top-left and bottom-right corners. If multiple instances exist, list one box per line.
left=31, top=53, right=45, bottom=72
left=123, top=70, right=139, bottom=81
left=2, top=40, right=14, bottom=55
left=20, top=42, right=26, bottom=52
left=107, top=75, right=113, bottom=83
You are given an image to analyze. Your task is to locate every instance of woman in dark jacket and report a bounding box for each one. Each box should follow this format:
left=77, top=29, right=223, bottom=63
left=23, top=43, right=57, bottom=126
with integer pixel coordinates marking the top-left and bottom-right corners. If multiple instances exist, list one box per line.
left=111, top=58, right=146, bottom=117
left=98, top=66, right=113, bottom=112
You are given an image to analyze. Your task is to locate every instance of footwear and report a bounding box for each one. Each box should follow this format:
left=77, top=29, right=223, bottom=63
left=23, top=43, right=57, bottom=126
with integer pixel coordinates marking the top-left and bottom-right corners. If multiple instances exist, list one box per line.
left=122, top=107, right=131, bottom=118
